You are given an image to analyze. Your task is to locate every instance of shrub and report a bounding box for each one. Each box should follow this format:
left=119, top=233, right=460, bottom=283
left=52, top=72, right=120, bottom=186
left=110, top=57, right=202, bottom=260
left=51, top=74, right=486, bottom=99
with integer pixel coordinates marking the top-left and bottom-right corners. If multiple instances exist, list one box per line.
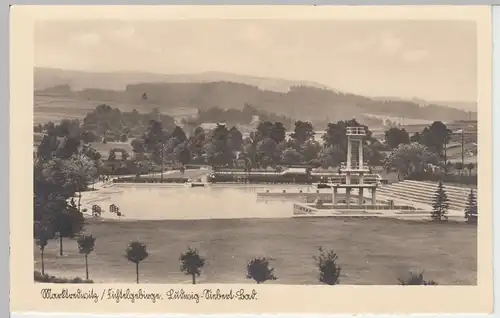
left=313, top=247, right=341, bottom=285
left=397, top=271, right=438, bottom=285
left=34, top=271, right=94, bottom=283
left=246, top=257, right=277, bottom=284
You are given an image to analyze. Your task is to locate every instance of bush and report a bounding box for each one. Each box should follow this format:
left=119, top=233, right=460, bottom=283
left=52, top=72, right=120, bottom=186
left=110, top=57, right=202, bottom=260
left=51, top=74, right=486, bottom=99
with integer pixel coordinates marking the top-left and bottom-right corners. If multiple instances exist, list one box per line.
left=246, top=257, right=277, bottom=284
left=313, top=247, right=341, bottom=285
left=397, top=271, right=437, bottom=285
left=34, top=271, right=94, bottom=283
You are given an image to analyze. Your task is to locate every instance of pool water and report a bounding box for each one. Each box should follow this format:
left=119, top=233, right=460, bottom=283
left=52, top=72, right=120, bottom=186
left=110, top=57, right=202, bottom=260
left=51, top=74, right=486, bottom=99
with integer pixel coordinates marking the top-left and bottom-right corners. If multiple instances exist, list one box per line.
left=83, top=184, right=315, bottom=220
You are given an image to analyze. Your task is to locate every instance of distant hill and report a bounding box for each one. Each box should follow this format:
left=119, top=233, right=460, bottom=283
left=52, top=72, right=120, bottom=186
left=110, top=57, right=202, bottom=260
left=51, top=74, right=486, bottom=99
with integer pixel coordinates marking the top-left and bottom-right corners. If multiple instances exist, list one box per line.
left=372, top=96, right=477, bottom=113
left=34, top=67, right=475, bottom=123
left=34, top=67, right=331, bottom=93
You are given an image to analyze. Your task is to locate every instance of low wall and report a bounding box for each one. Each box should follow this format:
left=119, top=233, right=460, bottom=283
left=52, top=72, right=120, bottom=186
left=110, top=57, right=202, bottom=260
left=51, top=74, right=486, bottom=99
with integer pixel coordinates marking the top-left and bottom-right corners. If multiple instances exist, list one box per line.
left=113, top=177, right=189, bottom=184
left=293, top=203, right=319, bottom=215
left=327, top=204, right=417, bottom=210
left=257, top=191, right=332, bottom=203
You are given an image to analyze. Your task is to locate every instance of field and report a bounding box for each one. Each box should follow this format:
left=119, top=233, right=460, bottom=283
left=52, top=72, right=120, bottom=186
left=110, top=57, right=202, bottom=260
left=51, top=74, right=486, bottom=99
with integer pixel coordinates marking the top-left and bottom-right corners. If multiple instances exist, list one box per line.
left=34, top=94, right=198, bottom=124
left=35, top=217, right=477, bottom=285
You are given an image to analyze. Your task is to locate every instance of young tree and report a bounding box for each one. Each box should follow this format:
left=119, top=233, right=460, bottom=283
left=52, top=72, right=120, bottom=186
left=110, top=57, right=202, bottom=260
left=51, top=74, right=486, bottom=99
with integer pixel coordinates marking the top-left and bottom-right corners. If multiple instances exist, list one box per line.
left=256, top=138, right=278, bottom=167
left=270, top=122, right=286, bottom=144
left=280, top=148, right=303, bottom=165
left=255, top=121, right=274, bottom=141
left=383, top=143, right=437, bottom=180
left=291, top=121, right=314, bottom=147
left=35, top=225, right=50, bottom=275
left=64, top=154, right=97, bottom=212
left=77, top=233, right=96, bottom=280
left=431, top=181, right=449, bottom=221
left=53, top=202, right=85, bottom=256
left=125, top=241, right=149, bottom=283
left=420, top=121, right=452, bottom=160
left=228, top=126, right=244, bottom=152
left=384, top=127, right=410, bottom=149
left=300, top=140, right=322, bottom=163
left=246, top=257, right=277, bottom=284
left=171, top=125, right=188, bottom=143
left=398, top=271, right=438, bottom=285
left=180, top=247, right=206, bottom=284
left=313, top=247, right=341, bottom=285
left=175, top=144, right=191, bottom=169
left=319, top=146, right=345, bottom=168
left=464, top=189, right=478, bottom=224
left=204, top=124, right=234, bottom=167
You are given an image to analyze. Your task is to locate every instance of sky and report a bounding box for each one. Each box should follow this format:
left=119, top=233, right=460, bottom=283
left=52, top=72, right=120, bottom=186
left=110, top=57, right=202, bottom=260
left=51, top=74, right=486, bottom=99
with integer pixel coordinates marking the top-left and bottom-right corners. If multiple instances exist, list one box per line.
left=34, top=19, right=477, bottom=102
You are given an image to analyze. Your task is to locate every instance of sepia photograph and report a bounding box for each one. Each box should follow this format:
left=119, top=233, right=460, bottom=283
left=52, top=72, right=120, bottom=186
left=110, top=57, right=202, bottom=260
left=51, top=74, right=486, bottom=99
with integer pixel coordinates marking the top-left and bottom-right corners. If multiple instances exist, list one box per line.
left=9, top=5, right=493, bottom=314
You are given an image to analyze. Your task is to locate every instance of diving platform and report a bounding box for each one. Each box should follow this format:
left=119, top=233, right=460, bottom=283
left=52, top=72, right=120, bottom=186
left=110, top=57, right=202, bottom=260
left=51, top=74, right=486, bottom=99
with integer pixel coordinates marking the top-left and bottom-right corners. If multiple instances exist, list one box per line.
left=297, top=126, right=384, bottom=209
left=271, top=125, right=419, bottom=218
left=339, top=162, right=370, bottom=173
left=346, top=126, right=367, bottom=137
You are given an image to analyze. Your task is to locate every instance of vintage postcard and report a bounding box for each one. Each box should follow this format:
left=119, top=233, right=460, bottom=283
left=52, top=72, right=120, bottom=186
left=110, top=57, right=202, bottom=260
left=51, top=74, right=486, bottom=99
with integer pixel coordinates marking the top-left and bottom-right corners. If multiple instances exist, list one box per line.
left=10, top=5, right=493, bottom=314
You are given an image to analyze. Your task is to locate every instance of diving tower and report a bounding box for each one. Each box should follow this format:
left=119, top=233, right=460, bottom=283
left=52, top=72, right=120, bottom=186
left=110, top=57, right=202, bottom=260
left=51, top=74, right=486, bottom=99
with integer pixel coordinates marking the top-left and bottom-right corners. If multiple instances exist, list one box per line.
left=327, top=126, right=379, bottom=207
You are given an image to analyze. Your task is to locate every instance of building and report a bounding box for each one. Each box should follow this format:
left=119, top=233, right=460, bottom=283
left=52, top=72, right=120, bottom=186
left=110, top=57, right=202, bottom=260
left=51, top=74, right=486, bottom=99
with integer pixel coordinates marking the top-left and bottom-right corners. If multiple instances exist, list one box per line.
left=200, top=122, right=226, bottom=132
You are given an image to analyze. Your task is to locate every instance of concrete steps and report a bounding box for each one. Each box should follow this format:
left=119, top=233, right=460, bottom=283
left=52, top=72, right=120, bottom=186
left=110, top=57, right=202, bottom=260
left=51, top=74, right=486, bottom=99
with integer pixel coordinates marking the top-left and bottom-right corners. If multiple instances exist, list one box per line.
left=377, top=186, right=465, bottom=209
left=377, top=188, right=464, bottom=210
left=380, top=182, right=470, bottom=202
left=378, top=180, right=475, bottom=211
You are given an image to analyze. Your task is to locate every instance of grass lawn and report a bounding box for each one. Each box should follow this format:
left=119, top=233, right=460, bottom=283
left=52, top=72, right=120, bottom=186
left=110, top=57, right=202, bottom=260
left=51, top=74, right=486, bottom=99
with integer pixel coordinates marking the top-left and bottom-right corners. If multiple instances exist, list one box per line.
left=34, top=217, right=477, bottom=285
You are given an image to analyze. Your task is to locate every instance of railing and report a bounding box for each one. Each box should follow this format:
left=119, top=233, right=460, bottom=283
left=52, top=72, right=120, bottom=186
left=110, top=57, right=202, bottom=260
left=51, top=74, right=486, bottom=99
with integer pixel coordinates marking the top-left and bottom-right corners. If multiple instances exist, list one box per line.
left=340, top=162, right=370, bottom=171
left=346, top=126, right=366, bottom=136
left=325, top=204, right=417, bottom=210
left=214, top=171, right=281, bottom=176
left=293, top=203, right=317, bottom=215
left=326, top=176, right=380, bottom=184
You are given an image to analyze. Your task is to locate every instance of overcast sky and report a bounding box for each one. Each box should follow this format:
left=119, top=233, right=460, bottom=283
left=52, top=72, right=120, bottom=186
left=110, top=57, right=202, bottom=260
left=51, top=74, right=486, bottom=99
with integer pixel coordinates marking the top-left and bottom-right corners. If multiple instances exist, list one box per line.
left=35, top=20, right=477, bottom=102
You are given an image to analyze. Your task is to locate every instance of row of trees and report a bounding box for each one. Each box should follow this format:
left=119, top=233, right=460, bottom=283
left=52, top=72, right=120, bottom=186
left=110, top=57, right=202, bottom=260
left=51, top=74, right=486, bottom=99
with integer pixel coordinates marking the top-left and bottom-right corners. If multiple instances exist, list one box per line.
left=187, top=104, right=294, bottom=130
left=36, top=105, right=470, bottom=179
left=33, top=109, right=476, bottom=256
left=34, top=118, right=104, bottom=251
left=35, top=233, right=437, bottom=285
left=383, top=142, right=476, bottom=182
left=129, top=115, right=465, bottom=175
left=127, top=117, right=388, bottom=170
left=34, top=105, right=178, bottom=143
left=384, top=121, right=453, bottom=154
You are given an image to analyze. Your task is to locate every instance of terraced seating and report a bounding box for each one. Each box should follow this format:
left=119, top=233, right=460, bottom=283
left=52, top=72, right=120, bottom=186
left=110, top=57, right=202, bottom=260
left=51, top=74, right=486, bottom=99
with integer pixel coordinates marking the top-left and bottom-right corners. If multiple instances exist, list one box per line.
left=378, top=185, right=465, bottom=210
left=377, top=180, right=475, bottom=211
left=379, top=184, right=468, bottom=207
